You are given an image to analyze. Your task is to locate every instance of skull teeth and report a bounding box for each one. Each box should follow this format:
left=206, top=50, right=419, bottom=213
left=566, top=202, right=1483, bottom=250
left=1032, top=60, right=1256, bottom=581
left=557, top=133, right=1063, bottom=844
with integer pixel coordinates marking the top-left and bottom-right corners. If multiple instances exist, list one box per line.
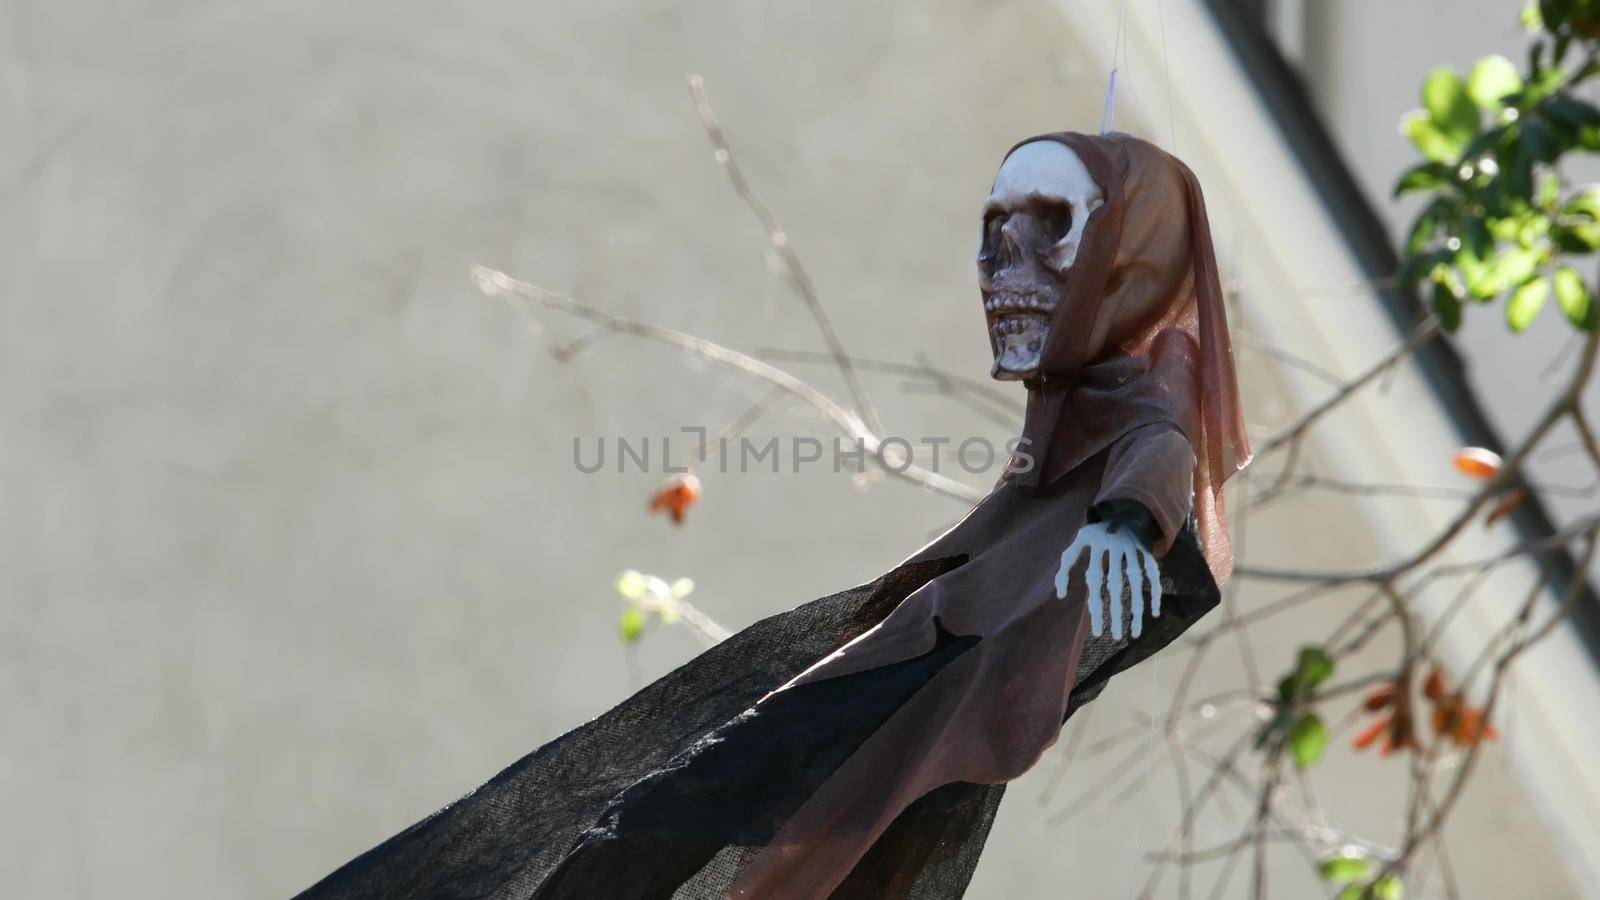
left=990, top=316, right=1042, bottom=335
left=985, top=292, right=1055, bottom=315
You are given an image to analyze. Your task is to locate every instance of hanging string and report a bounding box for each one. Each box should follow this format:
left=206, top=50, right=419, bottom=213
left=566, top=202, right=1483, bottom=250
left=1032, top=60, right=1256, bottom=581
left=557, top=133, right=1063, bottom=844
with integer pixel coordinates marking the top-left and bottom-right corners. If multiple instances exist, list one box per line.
left=1100, top=0, right=1132, bottom=134
left=1157, top=0, right=1178, bottom=152
left=1101, top=0, right=1179, bottom=151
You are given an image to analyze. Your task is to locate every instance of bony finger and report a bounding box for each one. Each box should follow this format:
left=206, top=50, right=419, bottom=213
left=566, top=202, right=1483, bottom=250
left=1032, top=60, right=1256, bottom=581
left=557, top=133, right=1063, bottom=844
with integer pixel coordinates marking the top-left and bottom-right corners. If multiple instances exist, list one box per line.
left=1108, top=546, right=1126, bottom=640
left=1128, top=548, right=1145, bottom=639
left=1085, top=546, right=1106, bottom=637
left=1138, top=548, right=1162, bottom=619
left=1055, top=548, right=1074, bottom=599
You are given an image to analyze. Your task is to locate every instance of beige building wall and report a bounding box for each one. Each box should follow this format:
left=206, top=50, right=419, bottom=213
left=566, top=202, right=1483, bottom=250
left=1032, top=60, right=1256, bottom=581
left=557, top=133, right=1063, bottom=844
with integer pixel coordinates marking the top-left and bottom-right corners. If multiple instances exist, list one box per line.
left=0, top=1, right=1585, bottom=897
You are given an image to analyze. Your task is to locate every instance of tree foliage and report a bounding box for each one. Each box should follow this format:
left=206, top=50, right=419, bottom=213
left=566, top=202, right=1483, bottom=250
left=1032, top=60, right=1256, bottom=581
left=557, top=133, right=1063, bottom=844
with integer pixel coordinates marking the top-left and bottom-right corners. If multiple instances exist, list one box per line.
left=1397, top=0, right=1600, bottom=333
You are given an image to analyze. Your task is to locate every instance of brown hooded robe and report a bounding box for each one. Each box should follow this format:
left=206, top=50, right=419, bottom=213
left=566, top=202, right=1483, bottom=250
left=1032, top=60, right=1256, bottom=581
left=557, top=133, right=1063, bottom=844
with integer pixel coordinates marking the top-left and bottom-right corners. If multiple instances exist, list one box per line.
left=296, top=134, right=1248, bottom=900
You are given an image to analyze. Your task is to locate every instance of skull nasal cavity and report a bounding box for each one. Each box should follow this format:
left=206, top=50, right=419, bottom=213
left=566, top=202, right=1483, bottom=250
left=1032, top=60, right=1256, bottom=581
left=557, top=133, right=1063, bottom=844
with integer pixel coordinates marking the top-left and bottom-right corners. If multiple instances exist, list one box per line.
left=1001, top=218, right=1024, bottom=263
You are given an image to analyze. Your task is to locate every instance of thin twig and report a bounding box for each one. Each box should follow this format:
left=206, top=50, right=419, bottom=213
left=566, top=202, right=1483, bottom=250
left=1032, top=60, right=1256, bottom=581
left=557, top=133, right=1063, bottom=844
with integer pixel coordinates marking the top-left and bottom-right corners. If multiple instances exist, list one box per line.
left=687, top=75, right=885, bottom=437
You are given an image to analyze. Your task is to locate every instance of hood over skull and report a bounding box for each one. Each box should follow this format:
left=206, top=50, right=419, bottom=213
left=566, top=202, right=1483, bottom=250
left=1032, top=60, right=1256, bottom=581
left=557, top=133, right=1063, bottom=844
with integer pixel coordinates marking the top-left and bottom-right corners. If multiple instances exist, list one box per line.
left=980, top=132, right=1250, bottom=583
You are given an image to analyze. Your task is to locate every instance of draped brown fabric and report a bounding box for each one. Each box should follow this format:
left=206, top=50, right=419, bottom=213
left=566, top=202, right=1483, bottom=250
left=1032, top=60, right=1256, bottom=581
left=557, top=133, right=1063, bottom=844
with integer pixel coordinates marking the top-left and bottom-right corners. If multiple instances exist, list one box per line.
left=1006, top=133, right=1250, bottom=583
left=295, top=133, right=1244, bottom=900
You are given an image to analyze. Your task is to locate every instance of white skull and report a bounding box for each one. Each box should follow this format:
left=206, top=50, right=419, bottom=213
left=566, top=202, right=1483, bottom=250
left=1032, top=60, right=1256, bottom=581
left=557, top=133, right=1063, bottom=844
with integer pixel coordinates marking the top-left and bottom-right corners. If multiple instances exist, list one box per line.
left=978, top=141, right=1106, bottom=380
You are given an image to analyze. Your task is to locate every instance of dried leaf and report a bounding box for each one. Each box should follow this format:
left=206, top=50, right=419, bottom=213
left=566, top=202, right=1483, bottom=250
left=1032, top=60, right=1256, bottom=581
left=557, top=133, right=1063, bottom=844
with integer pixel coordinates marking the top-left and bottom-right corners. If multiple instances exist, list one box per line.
left=1432, top=694, right=1500, bottom=746
left=1363, top=682, right=1398, bottom=712
left=1485, top=487, right=1527, bottom=525
left=1424, top=667, right=1448, bottom=701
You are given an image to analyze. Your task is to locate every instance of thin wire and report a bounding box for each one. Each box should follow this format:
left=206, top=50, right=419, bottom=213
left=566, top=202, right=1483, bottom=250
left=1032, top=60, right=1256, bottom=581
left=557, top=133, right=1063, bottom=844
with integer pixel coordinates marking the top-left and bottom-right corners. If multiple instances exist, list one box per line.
left=1130, top=3, right=1182, bottom=895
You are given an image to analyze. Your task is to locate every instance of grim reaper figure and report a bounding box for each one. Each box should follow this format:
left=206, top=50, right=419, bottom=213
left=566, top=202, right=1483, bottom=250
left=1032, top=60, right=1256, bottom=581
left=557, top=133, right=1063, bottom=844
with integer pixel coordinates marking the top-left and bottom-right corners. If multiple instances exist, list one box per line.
left=299, top=132, right=1250, bottom=899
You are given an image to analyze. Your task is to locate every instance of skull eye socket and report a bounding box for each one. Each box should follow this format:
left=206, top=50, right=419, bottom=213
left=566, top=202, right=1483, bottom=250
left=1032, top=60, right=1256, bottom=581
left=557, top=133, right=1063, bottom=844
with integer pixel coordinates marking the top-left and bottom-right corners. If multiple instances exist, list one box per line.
left=1039, top=203, right=1074, bottom=244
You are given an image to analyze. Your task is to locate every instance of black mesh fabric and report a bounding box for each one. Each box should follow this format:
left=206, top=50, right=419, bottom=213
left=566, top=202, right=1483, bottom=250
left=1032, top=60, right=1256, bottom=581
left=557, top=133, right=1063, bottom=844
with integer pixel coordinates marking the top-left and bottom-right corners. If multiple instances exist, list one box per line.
left=297, top=527, right=1218, bottom=900
left=1066, top=519, right=1217, bottom=721
left=296, top=557, right=963, bottom=900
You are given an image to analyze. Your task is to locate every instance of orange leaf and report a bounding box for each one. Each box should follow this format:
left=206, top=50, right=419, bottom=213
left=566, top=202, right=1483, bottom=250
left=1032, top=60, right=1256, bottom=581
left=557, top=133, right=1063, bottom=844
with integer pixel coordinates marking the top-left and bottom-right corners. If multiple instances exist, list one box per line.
left=1353, top=716, right=1390, bottom=751
left=648, top=473, right=703, bottom=525
left=1452, top=447, right=1502, bottom=479
left=1450, top=706, right=1499, bottom=746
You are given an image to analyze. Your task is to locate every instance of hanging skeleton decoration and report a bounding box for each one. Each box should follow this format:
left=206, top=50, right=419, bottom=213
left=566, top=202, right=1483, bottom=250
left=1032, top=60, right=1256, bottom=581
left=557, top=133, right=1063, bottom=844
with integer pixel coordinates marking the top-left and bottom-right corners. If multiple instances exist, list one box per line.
left=981, top=139, right=1163, bottom=640
left=298, top=133, right=1248, bottom=900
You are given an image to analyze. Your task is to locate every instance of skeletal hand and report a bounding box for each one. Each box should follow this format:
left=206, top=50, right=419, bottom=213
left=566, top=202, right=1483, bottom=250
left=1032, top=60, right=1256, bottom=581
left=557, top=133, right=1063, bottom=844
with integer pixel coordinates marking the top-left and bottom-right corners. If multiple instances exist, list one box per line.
left=1053, top=521, right=1162, bottom=639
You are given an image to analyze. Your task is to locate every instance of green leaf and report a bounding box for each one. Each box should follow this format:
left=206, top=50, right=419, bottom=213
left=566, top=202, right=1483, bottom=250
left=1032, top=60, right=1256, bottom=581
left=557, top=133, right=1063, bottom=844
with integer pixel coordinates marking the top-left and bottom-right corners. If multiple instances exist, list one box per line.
left=1498, top=247, right=1542, bottom=286
left=1406, top=205, right=1440, bottom=254
left=1276, top=674, right=1297, bottom=704
left=1543, top=0, right=1575, bottom=30
left=1564, top=186, right=1600, bottom=218
left=1508, top=276, right=1550, bottom=331
left=1471, top=247, right=1541, bottom=299
left=619, top=606, right=647, bottom=642
left=616, top=569, right=649, bottom=601
left=1461, top=216, right=1494, bottom=258
left=1530, top=62, right=1570, bottom=100
left=1290, top=713, right=1329, bottom=768
left=1539, top=173, right=1563, bottom=208
left=1297, top=645, right=1335, bottom=690
left=1554, top=222, right=1600, bottom=251
left=1403, top=113, right=1461, bottom=163
left=1503, top=144, right=1536, bottom=201
left=1393, top=163, right=1449, bottom=197
left=1423, top=68, right=1481, bottom=146
left=1460, top=124, right=1510, bottom=161
left=1320, top=855, right=1372, bottom=884
left=1521, top=119, right=1561, bottom=162
left=1373, top=872, right=1405, bottom=900
left=1544, top=93, right=1600, bottom=127
left=1433, top=280, right=1464, bottom=331
left=1468, top=55, right=1523, bottom=109
left=1517, top=213, right=1552, bottom=248
left=1338, top=887, right=1364, bottom=900
left=1554, top=266, right=1595, bottom=329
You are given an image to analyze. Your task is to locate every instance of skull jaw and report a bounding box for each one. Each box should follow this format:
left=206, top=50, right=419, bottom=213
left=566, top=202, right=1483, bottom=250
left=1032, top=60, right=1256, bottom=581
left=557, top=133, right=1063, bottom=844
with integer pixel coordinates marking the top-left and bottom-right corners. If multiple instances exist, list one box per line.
left=990, top=315, right=1049, bottom=381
